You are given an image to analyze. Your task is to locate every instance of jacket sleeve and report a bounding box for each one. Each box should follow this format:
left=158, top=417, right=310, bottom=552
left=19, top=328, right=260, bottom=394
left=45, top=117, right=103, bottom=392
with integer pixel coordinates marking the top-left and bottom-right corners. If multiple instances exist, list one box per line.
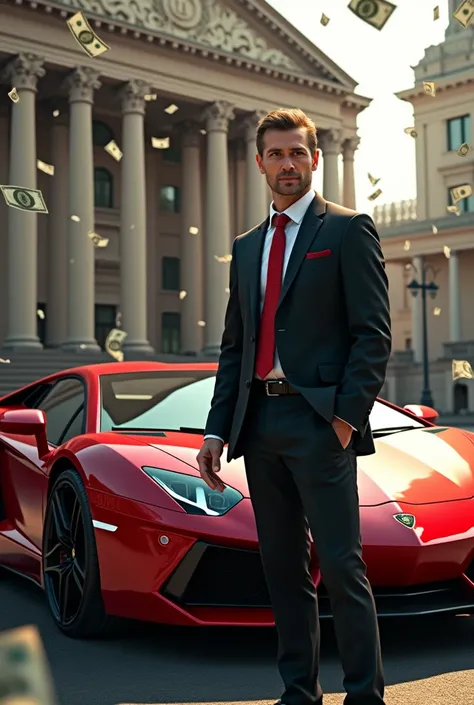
left=203, top=236, right=244, bottom=442
left=333, top=213, right=392, bottom=435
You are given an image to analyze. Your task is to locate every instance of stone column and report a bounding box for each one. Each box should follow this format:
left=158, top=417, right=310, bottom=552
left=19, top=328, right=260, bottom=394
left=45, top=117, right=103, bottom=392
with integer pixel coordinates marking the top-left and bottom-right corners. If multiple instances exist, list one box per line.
left=243, top=111, right=267, bottom=230
left=411, top=255, right=423, bottom=363
left=179, top=121, right=204, bottom=354
left=448, top=250, right=462, bottom=342
left=342, top=136, right=359, bottom=209
left=201, top=100, right=235, bottom=355
left=119, top=79, right=154, bottom=354
left=320, top=128, right=342, bottom=203
left=62, top=66, right=101, bottom=351
left=46, top=113, right=69, bottom=346
left=2, top=53, right=45, bottom=349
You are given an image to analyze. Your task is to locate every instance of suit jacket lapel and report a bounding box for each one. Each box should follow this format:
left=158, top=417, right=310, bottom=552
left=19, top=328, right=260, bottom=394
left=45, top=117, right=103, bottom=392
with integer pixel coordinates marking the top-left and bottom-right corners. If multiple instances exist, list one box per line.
left=247, top=215, right=269, bottom=332
left=277, top=193, right=327, bottom=308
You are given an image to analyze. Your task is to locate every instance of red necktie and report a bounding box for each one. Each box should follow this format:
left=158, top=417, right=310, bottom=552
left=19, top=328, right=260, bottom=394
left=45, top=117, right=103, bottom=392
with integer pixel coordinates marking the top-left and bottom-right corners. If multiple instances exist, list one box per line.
left=255, top=212, right=291, bottom=379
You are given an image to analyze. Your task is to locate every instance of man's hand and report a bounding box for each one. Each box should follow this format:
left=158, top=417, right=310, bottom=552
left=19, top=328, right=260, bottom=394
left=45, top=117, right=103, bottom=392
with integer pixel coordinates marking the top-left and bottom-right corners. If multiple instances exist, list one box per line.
left=331, top=416, right=353, bottom=449
left=196, top=438, right=226, bottom=492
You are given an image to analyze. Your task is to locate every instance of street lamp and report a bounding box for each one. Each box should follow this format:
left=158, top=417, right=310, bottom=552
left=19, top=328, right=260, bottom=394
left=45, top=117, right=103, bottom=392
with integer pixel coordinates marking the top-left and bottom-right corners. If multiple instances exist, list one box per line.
left=406, top=263, right=439, bottom=407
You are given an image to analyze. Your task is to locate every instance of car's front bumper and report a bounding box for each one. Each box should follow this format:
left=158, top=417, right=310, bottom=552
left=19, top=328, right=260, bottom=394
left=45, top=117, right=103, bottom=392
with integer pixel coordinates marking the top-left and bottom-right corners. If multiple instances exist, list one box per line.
left=90, top=493, right=474, bottom=626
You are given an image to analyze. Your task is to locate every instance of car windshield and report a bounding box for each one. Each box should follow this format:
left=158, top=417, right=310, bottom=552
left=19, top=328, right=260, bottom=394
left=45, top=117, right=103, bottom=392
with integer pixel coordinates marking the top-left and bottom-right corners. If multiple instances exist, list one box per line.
left=99, top=371, right=426, bottom=433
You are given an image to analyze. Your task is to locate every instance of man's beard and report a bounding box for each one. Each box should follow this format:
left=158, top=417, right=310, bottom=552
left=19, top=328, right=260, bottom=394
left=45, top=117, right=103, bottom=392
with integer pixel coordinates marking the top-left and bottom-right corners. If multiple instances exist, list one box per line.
left=272, top=172, right=311, bottom=195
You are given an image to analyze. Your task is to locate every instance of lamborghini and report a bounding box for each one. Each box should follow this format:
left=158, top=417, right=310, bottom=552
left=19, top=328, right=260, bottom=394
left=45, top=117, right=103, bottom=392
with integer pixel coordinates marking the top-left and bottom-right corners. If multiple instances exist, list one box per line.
left=0, top=361, right=473, bottom=638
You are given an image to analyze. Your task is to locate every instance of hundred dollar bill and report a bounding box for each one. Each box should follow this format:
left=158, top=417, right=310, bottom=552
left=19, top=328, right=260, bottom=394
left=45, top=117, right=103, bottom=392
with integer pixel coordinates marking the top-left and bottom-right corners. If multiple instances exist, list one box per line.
left=368, top=172, right=380, bottom=186
left=67, top=11, right=110, bottom=57
left=105, top=328, right=128, bottom=362
left=214, top=254, right=233, bottom=263
left=0, top=625, right=57, bottom=705
left=423, top=81, right=436, bottom=97
left=348, top=0, right=397, bottom=29
left=320, top=13, right=330, bottom=25
left=452, top=359, right=474, bottom=380
left=404, top=127, right=417, bottom=138
left=457, top=142, right=471, bottom=156
left=368, top=188, right=382, bottom=201
left=447, top=204, right=460, bottom=215
left=104, top=139, right=123, bottom=161
left=453, top=0, right=474, bottom=27
left=450, top=183, right=472, bottom=203
left=151, top=136, right=170, bottom=149
left=37, top=159, right=55, bottom=176
left=8, top=87, right=19, bottom=103
left=144, top=93, right=157, bottom=101
left=88, top=231, right=109, bottom=247
left=0, top=185, right=48, bottom=213
left=434, top=5, right=440, bottom=20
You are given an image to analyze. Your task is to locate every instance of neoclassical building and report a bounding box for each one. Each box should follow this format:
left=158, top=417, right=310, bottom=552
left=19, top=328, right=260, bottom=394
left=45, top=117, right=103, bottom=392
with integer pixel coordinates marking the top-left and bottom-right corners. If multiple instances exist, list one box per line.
left=0, top=0, right=365, bottom=360
left=372, top=0, right=474, bottom=414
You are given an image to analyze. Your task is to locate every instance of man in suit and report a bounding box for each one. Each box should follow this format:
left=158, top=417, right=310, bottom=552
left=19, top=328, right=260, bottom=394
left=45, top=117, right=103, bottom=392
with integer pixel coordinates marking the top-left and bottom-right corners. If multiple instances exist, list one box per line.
left=196, top=108, right=391, bottom=705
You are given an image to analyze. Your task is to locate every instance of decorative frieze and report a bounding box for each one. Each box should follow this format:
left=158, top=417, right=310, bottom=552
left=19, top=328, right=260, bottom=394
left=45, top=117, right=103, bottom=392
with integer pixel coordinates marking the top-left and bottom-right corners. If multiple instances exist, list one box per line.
left=53, top=0, right=299, bottom=70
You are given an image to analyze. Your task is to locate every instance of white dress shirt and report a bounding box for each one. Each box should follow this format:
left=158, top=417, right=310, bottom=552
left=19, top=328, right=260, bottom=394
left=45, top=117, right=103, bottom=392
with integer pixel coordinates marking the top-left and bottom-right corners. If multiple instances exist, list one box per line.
left=205, top=190, right=355, bottom=442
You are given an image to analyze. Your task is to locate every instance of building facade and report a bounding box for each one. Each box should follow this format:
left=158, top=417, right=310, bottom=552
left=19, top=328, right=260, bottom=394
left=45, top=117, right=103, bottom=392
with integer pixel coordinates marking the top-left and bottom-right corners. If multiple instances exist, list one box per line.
left=372, top=0, right=474, bottom=414
left=0, top=0, right=366, bottom=359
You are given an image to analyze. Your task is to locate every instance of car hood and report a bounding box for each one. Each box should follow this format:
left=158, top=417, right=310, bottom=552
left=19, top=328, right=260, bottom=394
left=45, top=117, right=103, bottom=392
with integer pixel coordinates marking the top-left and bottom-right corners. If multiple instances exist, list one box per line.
left=149, top=426, right=474, bottom=506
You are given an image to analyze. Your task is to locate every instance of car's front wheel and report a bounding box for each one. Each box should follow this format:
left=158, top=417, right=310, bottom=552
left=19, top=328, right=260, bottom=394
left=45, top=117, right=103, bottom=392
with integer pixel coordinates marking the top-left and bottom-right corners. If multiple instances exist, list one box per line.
left=42, top=468, right=109, bottom=638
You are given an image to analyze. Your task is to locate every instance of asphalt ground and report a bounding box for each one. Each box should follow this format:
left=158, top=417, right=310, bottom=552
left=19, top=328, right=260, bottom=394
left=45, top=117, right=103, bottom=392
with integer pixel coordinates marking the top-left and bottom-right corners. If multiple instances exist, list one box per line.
left=0, top=569, right=473, bottom=705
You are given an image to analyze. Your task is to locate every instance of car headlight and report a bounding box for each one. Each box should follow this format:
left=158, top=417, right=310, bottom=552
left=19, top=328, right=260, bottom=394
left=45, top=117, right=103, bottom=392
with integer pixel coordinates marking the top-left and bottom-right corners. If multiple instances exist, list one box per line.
left=142, top=467, right=243, bottom=516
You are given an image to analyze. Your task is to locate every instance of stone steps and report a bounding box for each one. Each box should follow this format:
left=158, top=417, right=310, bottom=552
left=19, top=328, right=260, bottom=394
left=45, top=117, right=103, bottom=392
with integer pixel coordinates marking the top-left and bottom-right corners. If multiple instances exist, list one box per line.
left=0, top=349, right=218, bottom=397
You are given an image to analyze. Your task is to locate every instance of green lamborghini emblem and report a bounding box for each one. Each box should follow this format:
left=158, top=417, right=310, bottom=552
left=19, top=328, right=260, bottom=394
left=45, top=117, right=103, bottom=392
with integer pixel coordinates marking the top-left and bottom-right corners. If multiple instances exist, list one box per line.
left=393, top=513, right=416, bottom=529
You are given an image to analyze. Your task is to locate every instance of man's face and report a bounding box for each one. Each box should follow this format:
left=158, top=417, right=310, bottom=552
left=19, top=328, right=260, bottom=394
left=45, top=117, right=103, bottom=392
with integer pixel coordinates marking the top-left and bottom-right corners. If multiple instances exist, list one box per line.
left=256, top=127, right=319, bottom=197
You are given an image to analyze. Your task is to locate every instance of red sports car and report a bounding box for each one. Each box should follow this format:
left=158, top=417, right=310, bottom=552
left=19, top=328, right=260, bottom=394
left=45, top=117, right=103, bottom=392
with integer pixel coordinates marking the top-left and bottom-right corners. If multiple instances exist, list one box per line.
left=0, top=361, right=473, bottom=639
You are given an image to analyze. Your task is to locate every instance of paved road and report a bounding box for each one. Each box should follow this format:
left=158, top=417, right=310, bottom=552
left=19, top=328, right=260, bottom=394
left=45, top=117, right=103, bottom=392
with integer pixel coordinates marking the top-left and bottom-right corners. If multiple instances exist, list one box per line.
left=0, top=570, right=473, bottom=705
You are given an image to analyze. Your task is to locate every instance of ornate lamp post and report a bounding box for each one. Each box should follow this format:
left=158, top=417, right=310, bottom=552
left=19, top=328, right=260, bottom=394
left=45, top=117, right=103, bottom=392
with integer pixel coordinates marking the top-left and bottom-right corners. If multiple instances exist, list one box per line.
left=406, top=263, right=439, bottom=407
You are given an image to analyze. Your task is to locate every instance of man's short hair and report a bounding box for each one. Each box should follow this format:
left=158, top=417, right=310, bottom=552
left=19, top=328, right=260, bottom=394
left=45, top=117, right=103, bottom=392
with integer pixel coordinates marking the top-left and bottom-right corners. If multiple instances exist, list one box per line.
left=256, top=108, right=318, bottom=157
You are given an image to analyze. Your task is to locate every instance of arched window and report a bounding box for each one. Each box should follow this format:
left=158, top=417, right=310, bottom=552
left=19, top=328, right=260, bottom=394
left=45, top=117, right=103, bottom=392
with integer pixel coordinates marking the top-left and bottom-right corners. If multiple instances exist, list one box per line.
left=159, top=185, right=181, bottom=213
left=94, top=167, right=113, bottom=208
left=92, top=120, right=114, bottom=147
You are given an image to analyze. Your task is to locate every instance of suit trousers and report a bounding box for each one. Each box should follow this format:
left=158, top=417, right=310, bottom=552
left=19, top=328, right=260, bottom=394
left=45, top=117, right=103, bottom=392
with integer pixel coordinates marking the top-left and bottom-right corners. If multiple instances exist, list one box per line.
left=240, top=388, right=385, bottom=705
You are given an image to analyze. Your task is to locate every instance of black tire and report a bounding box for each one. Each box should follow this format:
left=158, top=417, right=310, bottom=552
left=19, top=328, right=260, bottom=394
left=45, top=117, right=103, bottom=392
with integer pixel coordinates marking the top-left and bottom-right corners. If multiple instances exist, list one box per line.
left=42, top=468, right=110, bottom=638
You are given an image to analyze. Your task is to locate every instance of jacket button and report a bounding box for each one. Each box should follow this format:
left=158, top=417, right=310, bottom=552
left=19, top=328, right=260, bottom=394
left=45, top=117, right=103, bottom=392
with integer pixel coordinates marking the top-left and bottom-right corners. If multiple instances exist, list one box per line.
left=245, top=380, right=251, bottom=388
left=250, top=336, right=255, bottom=342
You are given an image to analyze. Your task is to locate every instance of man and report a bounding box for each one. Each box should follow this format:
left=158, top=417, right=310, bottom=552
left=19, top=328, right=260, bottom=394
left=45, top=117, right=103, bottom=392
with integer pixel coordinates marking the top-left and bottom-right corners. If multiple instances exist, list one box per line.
left=196, top=108, right=391, bottom=705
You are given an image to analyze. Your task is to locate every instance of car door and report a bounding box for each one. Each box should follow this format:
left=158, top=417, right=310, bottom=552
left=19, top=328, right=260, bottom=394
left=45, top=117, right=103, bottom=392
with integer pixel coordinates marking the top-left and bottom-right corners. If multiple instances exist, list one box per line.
left=0, top=377, right=86, bottom=578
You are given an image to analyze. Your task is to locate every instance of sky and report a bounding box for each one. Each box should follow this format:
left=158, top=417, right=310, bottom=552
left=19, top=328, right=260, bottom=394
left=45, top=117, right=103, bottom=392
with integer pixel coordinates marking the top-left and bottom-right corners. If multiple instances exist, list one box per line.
left=266, top=0, right=451, bottom=213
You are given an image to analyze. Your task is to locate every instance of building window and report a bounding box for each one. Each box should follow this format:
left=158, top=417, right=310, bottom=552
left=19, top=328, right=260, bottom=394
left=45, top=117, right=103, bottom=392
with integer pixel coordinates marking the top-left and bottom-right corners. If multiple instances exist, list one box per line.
left=93, top=120, right=114, bottom=147
left=37, top=303, right=46, bottom=345
left=95, top=304, right=117, bottom=350
left=448, top=184, right=474, bottom=213
left=404, top=337, right=412, bottom=350
left=447, top=115, right=471, bottom=151
left=162, top=147, right=181, bottom=163
left=159, top=185, right=181, bottom=213
left=161, top=312, right=181, bottom=354
left=94, top=167, right=113, bottom=208
left=162, top=257, right=180, bottom=291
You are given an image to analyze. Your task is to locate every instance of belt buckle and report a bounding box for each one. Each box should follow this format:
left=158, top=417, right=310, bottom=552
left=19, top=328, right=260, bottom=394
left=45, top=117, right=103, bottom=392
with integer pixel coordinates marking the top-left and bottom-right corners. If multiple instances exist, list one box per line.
left=265, top=380, right=282, bottom=397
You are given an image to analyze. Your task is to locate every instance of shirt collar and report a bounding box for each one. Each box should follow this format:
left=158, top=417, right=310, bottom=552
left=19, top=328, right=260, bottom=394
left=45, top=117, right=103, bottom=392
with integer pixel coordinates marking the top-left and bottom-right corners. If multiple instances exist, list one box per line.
left=269, top=189, right=315, bottom=226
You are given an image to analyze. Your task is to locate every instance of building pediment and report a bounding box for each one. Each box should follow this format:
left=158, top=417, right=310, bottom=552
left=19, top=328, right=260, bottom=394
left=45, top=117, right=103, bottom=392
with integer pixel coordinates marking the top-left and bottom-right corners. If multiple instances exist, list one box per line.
left=43, top=0, right=355, bottom=87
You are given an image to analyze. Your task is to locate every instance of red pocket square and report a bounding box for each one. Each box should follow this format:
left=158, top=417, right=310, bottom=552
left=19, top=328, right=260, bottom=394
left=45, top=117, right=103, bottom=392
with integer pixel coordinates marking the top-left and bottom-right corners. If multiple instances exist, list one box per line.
left=305, top=249, right=332, bottom=259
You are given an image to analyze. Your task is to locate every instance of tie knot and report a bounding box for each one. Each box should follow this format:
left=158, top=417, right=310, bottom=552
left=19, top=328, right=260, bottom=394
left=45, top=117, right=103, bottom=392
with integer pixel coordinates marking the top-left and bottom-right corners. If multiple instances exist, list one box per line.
left=272, top=213, right=291, bottom=229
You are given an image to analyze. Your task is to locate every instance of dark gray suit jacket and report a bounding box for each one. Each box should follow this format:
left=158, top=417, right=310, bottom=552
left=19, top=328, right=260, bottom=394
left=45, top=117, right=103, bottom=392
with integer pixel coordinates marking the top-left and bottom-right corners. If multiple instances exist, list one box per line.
left=204, top=192, right=392, bottom=461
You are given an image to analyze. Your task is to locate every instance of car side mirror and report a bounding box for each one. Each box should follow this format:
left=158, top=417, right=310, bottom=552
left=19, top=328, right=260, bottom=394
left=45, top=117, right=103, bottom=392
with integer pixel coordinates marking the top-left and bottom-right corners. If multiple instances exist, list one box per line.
left=403, top=404, right=439, bottom=424
left=0, top=408, right=49, bottom=458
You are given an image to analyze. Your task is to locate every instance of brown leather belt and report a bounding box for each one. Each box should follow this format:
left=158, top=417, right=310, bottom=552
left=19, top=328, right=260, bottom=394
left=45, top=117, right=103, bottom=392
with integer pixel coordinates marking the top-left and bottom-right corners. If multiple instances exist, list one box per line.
left=252, top=378, right=301, bottom=397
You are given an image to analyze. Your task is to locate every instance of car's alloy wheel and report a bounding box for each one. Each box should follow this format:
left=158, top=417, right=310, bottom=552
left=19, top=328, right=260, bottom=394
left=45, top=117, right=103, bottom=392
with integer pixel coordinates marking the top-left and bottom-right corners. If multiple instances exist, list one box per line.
left=43, top=468, right=109, bottom=638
